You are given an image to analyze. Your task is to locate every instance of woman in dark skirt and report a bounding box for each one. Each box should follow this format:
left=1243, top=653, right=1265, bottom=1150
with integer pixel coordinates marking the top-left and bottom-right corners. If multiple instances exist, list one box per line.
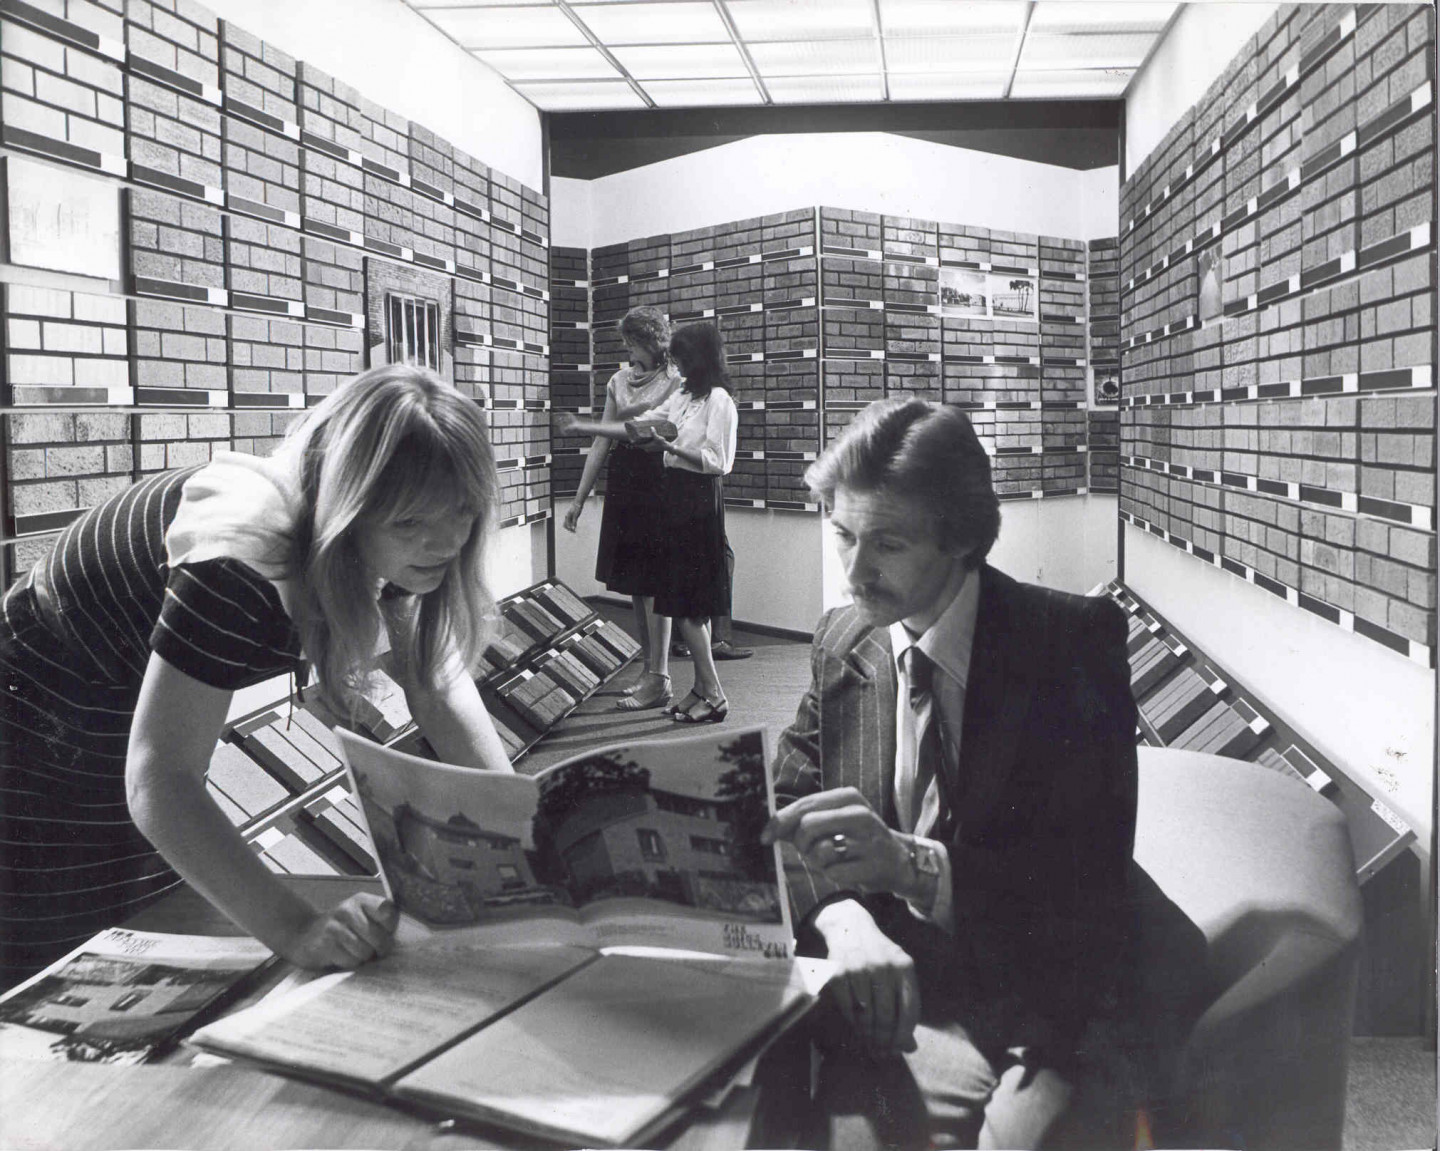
left=559, top=306, right=681, bottom=711
left=642, top=322, right=738, bottom=724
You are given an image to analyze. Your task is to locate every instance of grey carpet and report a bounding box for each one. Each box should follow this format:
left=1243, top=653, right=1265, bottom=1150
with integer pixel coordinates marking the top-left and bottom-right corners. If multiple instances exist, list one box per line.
left=1343, top=1037, right=1436, bottom=1151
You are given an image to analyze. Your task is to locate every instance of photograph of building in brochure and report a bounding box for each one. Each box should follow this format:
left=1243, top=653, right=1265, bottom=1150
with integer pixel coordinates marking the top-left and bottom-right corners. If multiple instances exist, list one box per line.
left=345, top=729, right=783, bottom=937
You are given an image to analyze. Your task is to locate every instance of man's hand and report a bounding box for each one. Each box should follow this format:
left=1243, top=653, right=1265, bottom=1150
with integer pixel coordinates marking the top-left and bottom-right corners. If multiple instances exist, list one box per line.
left=761, top=787, right=915, bottom=900
left=813, top=899, right=920, bottom=1056
left=557, top=412, right=581, bottom=436
left=278, top=894, right=398, bottom=970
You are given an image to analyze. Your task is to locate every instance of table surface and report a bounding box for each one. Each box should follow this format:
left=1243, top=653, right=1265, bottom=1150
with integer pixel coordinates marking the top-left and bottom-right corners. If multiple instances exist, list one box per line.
left=0, top=877, right=791, bottom=1151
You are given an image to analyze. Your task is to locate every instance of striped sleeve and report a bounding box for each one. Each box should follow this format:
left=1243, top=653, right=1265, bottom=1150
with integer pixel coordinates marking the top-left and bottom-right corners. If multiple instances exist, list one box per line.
left=150, top=558, right=300, bottom=690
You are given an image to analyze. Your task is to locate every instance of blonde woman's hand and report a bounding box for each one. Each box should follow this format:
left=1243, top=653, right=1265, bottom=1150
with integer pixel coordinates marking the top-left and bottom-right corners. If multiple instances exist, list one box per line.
left=563, top=499, right=585, bottom=532
left=279, top=893, right=398, bottom=970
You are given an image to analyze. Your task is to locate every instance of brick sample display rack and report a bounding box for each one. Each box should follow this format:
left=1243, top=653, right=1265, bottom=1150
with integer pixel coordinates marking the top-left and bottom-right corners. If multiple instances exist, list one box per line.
left=551, top=208, right=1122, bottom=513
left=202, top=580, right=640, bottom=878
left=1101, top=580, right=1415, bottom=886
left=0, top=0, right=552, bottom=585
left=1118, top=3, right=1437, bottom=671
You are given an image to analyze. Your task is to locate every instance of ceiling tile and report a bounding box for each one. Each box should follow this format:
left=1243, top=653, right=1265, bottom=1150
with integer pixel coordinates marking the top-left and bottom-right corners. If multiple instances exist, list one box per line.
left=611, top=42, right=750, bottom=79
left=641, top=78, right=765, bottom=106
left=748, top=38, right=880, bottom=76
left=1019, top=31, right=1156, bottom=70
left=425, top=5, right=589, bottom=48
left=511, top=79, right=649, bottom=109
left=1029, top=2, right=1177, bottom=34
left=724, top=0, right=875, bottom=41
left=878, top=0, right=1026, bottom=36
left=569, top=1, right=730, bottom=44
left=887, top=72, right=1008, bottom=100
left=1009, top=68, right=1133, bottom=98
left=884, top=34, right=1018, bottom=73
left=765, top=73, right=885, bottom=103
left=411, top=0, right=547, bottom=7
left=475, top=46, right=622, bottom=80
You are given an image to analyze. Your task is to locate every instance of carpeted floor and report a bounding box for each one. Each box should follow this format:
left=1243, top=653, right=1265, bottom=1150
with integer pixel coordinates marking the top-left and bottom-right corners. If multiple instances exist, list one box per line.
left=525, top=604, right=1437, bottom=1150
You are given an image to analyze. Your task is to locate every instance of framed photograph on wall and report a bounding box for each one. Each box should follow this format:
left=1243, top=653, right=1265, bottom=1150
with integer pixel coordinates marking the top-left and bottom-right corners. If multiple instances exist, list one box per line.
left=939, top=267, right=988, bottom=318
left=990, top=273, right=1037, bottom=322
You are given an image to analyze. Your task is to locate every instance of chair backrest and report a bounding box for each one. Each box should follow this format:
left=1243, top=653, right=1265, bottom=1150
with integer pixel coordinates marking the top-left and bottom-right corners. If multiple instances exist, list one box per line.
left=1132, top=747, right=1363, bottom=1150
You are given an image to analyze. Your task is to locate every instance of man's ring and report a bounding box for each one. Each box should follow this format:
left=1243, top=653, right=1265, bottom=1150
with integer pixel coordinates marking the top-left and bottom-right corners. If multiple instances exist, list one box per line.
left=830, top=833, right=849, bottom=857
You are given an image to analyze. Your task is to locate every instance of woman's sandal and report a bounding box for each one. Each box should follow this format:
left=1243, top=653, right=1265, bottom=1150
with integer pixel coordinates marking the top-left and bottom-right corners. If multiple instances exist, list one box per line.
left=663, top=689, right=701, bottom=719
left=673, top=695, right=729, bottom=724
left=616, top=673, right=672, bottom=711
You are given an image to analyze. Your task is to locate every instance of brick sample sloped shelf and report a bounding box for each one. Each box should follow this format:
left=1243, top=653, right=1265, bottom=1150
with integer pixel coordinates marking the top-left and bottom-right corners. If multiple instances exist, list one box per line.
left=1103, top=579, right=1415, bottom=885
left=201, top=579, right=639, bottom=878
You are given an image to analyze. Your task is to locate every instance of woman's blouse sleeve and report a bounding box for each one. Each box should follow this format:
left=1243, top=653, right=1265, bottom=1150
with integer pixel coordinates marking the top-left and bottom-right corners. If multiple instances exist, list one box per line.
left=151, top=557, right=301, bottom=690
left=698, top=389, right=738, bottom=475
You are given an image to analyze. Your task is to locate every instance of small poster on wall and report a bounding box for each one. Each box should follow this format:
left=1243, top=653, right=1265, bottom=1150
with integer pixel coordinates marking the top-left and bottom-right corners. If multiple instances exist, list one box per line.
left=939, top=267, right=1038, bottom=322
left=3, top=155, right=121, bottom=280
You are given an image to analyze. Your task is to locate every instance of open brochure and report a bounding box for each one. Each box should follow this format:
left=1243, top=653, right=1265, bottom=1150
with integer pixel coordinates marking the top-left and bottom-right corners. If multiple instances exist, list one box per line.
left=192, top=726, right=821, bottom=1148
left=0, top=929, right=273, bottom=1065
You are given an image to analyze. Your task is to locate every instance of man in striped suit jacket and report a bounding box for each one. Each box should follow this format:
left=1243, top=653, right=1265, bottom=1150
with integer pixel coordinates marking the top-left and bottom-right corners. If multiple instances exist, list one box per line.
left=763, top=398, right=1138, bottom=1150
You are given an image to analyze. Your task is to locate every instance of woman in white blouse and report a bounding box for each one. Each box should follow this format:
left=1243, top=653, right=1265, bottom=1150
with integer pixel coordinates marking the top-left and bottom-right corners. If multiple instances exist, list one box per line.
left=641, top=322, right=738, bottom=723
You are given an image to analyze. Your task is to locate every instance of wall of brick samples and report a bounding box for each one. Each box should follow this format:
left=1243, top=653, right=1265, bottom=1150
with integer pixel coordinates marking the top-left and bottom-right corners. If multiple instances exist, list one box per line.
left=0, top=0, right=551, bottom=586
left=1118, top=3, right=1436, bottom=670
left=549, top=209, right=1123, bottom=511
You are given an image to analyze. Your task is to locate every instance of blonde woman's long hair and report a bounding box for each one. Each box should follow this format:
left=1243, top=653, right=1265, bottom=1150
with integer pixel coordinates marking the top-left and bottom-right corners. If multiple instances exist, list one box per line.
left=282, top=364, right=499, bottom=713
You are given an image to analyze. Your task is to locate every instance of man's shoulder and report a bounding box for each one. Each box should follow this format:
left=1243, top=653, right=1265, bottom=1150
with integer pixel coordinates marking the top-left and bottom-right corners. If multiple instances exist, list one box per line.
left=812, top=605, right=888, bottom=657
left=981, top=567, right=1125, bottom=645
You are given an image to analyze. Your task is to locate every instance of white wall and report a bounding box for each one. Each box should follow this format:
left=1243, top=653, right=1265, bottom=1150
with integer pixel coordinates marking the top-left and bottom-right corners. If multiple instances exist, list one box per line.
left=1125, top=526, right=1435, bottom=841
left=550, top=178, right=593, bottom=250
left=202, top=0, right=543, bottom=190
left=574, top=133, right=1118, bottom=247
left=1125, top=2, right=1279, bottom=173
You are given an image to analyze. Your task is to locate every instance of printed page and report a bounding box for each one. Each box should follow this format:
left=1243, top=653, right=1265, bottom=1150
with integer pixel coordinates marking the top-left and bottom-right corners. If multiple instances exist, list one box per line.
left=0, top=929, right=272, bottom=1065
left=393, top=950, right=811, bottom=1148
left=190, top=943, right=593, bottom=1086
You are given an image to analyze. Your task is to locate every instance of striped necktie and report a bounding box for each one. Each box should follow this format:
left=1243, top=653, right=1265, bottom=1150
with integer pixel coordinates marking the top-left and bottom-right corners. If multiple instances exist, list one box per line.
left=900, top=647, right=944, bottom=836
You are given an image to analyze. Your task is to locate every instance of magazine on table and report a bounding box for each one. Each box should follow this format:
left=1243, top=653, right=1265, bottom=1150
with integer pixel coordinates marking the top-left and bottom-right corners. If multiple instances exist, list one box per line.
left=192, top=726, right=821, bottom=1148
left=0, top=929, right=273, bottom=1065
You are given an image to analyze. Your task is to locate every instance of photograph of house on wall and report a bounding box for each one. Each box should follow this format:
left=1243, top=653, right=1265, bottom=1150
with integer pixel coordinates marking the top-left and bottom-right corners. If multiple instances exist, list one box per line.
left=939, top=268, right=1038, bottom=322
left=335, top=726, right=793, bottom=959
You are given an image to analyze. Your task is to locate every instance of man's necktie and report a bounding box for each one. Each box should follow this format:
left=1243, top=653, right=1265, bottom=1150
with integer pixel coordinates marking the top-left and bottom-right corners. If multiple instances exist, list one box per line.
left=901, top=647, right=944, bottom=836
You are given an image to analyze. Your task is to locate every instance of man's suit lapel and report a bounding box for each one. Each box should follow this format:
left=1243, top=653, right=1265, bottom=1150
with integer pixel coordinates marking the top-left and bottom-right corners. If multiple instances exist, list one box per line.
left=951, top=566, right=1035, bottom=825
left=817, top=609, right=897, bottom=821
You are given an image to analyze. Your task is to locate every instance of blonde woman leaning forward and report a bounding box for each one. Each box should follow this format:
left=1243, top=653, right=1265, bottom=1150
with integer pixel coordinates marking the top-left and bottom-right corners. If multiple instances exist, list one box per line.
left=558, top=305, right=681, bottom=711
left=0, top=366, right=512, bottom=989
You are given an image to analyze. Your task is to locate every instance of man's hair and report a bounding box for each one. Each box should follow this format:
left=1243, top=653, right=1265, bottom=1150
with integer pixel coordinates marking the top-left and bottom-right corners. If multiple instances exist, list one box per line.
left=804, top=396, right=999, bottom=567
left=619, top=306, right=671, bottom=365
left=669, top=322, right=728, bottom=398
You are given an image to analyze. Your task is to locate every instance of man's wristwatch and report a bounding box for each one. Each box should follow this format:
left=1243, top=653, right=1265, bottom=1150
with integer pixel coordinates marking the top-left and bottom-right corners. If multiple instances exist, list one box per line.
left=904, top=837, right=943, bottom=910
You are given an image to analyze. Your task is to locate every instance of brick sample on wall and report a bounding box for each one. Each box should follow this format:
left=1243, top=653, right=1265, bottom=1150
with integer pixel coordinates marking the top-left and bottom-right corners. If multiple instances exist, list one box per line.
left=3, top=285, right=130, bottom=406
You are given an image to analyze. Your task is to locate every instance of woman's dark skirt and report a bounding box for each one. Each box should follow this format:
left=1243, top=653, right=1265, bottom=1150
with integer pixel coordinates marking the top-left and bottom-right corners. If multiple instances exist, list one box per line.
left=0, top=580, right=181, bottom=988
left=595, top=444, right=667, bottom=597
left=653, top=468, right=731, bottom=621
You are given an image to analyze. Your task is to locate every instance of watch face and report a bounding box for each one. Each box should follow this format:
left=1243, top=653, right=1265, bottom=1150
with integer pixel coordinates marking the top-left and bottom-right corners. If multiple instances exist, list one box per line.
left=911, top=843, right=942, bottom=876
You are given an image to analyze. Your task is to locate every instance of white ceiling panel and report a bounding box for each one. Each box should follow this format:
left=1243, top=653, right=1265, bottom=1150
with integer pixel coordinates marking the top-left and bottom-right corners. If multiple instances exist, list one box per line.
left=884, top=35, right=1018, bottom=73
left=1029, top=2, right=1177, bottom=34
left=748, top=38, right=880, bottom=76
left=642, top=78, right=766, bottom=106
left=611, top=41, right=750, bottom=79
left=512, top=79, right=649, bottom=108
left=879, top=0, right=1026, bottom=36
left=570, top=2, right=730, bottom=44
left=765, top=73, right=885, bottom=103
left=400, top=0, right=1173, bottom=109
left=476, top=46, right=622, bottom=80
left=1019, top=32, right=1156, bottom=70
left=725, top=0, right=875, bottom=41
left=426, top=5, right=588, bottom=47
